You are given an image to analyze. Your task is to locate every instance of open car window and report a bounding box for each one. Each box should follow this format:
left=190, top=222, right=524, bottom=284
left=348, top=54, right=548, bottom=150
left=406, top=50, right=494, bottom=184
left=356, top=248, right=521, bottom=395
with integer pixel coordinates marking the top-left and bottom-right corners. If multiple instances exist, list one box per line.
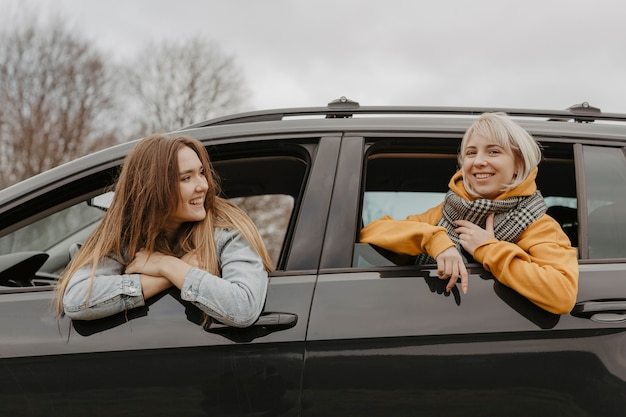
left=0, top=145, right=310, bottom=288
left=355, top=140, right=578, bottom=267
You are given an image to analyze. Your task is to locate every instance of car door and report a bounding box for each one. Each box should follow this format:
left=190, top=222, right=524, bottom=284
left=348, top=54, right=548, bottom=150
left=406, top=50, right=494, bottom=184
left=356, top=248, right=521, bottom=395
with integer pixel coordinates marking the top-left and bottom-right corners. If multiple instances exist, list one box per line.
left=303, top=134, right=626, bottom=417
left=0, top=135, right=342, bottom=417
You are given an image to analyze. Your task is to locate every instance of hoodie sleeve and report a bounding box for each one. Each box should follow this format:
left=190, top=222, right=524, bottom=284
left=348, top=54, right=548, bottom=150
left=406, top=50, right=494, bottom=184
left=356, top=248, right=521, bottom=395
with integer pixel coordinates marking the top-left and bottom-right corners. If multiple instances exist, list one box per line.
left=473, top=215, right=578, bottom=314
left=360, top=203, right=456, bottom=258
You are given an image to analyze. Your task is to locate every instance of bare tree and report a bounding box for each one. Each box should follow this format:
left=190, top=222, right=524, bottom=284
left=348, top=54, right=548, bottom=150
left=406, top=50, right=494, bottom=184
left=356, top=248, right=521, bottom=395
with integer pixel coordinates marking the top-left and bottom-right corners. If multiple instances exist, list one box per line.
left=231, top=195, right=294, bottom=267
left=123, top=38, right=248, bottom=134
left=0, top=15, right=120, bottom=188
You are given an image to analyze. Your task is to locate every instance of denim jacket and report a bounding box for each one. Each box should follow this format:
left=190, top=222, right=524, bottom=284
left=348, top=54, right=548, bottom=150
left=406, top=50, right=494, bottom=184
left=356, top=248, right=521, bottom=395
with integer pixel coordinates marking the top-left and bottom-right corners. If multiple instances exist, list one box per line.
left=63, top=228, right=268, bottom=327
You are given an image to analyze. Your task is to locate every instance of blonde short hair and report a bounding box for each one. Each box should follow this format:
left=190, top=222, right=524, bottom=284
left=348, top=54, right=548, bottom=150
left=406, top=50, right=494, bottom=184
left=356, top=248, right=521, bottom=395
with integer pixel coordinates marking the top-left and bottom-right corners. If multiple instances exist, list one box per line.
left=459, top=112, right=542, bottom=197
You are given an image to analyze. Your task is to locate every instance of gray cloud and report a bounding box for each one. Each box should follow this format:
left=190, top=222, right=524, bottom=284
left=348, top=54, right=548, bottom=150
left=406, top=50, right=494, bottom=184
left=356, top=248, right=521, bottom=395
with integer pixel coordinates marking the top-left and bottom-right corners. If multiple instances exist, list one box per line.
left=10, top=0, right=626, bottom=113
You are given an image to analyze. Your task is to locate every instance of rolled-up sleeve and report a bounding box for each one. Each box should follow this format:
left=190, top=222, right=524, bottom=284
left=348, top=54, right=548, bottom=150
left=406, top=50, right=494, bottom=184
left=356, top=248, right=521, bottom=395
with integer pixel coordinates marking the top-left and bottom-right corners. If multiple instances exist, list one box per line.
left=180, top=228, right=268, bottom=328
left=63, top=257, right=145, bottom=320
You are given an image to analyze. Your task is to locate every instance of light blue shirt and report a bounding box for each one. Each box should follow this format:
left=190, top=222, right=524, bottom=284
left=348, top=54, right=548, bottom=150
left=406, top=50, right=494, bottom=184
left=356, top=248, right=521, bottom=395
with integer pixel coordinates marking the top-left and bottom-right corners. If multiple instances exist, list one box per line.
left=63, top=228, right=268, bottom=327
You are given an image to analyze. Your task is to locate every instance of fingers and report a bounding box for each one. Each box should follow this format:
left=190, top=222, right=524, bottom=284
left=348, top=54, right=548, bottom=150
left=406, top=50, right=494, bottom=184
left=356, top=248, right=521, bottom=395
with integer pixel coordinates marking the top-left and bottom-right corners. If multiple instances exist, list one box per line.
left=443, top=262, right=467, bottom=294
left=436, top=248, right=459, bottom=278
left=448, top=262, right=468, bottom=294
left=436, top=247, right=469, bottom=294
left=442, top=268, right=468, bottom=295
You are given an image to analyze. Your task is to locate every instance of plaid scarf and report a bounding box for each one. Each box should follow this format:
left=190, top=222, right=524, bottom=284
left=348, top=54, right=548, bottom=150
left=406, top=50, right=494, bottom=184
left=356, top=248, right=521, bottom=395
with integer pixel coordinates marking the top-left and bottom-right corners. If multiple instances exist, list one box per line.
left=416, top=190, right=547, bottom=264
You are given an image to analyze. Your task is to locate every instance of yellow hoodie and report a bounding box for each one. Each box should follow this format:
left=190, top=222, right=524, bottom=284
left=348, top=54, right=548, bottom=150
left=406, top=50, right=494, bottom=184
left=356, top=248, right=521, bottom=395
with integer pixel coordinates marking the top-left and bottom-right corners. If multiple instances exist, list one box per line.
left=360, top=168, right=579, bottom=314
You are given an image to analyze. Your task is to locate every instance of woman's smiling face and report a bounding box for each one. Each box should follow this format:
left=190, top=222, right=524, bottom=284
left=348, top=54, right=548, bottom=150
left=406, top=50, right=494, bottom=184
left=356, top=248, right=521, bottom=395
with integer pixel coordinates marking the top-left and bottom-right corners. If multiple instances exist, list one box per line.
left=462, top=132, right=518, bottom=199
left=164, top=146, right=209, bottom=234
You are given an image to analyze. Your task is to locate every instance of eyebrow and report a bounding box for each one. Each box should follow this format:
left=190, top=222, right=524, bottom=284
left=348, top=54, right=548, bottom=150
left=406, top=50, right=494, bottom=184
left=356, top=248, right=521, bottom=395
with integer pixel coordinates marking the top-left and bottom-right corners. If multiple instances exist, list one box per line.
left=466, top=144, right=503, bottom=149
left=178, top=166, right=203, bottom=175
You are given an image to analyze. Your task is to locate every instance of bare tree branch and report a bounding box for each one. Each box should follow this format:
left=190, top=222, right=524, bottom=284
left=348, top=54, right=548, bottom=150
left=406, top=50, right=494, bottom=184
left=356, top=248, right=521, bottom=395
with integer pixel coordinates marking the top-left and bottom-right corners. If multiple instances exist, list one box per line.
left=123, top=37, right=248, bottom=134
left=0, top=14, right=120, bottom=187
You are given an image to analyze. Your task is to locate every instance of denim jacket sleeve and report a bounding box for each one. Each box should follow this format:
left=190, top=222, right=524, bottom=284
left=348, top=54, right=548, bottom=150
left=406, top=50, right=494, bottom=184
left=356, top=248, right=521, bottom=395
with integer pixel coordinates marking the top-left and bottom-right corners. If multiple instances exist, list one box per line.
left=62, top=228, right=268, bottom=326
left=63, top=256, right=145, bottom=320
left=180, top=228, right=268, bottom=328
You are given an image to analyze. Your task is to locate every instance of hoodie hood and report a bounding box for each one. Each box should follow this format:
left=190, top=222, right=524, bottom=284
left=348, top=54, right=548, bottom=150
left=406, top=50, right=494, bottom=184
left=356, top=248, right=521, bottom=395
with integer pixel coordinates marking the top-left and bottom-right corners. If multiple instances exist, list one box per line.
left=448, top=167, right=538, bottom=201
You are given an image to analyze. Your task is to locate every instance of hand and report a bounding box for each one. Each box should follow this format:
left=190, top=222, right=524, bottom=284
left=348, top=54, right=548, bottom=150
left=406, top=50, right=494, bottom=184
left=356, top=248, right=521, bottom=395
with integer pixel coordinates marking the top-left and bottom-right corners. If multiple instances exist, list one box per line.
left=435, top=246, right=468, bottom=294
left=125, top=249, right=170, bottom=277
left=126, top=249, right=192, bottom=290
left=454, top=212, right=496, bottom=255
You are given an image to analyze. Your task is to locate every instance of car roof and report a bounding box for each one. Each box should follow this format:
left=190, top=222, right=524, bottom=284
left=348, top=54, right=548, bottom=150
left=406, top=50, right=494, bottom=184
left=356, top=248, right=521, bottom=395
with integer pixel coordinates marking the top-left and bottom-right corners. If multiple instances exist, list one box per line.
left=3, top=98, right=626, bottom=209
left=178, top=97, right=626, bottom=143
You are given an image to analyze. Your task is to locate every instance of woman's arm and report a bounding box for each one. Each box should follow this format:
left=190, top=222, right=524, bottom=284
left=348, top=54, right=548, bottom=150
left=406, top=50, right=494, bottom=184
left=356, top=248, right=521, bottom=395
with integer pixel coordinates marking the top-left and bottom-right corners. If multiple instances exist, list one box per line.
left=63, top=257, right=147, bottom=320
left=184, top=229, right=268, bottom=327
left=473, top=216, right=579, bottom=314
left=126, top=229, right=269, bottom=327
left=360, top=203, right=455, bottom=257
left=140, top=275, right=173, bottom=299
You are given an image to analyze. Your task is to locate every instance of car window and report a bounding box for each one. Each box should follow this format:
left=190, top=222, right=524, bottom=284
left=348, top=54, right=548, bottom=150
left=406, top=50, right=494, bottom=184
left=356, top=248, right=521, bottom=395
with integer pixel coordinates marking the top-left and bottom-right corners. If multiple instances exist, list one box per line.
left=0, top=201, right=104, bottom=258
left=356, top=146, right=460, bottom=267
left=0, top=200, right=107, bottom=279
left=228, top=195, right=294, bottom=265
left=0, top=147, right=309, bottom=288
left=362, top=191, right=445, bottom=226
left=584, top=145, right=626, bottom=259
left=356, top=141, right=577, bottom=267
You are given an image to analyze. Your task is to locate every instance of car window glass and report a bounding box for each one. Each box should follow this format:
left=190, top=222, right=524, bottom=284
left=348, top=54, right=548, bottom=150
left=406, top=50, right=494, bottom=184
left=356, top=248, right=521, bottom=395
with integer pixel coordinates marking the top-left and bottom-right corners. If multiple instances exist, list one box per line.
left=0, top=202, right=105, bottom=256
left=584, top=145, right=626, bottom=259
left=229, top=195, right=294, bottom=265
left=362, top=191, right=445, bottom=226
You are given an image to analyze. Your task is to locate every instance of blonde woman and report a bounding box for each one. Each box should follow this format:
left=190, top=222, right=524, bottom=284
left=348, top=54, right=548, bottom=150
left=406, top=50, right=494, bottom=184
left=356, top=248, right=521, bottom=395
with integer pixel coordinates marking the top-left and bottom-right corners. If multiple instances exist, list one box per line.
left=361, top=113, right=578, bottom=314
left=55, top=134, right=272, bottom=327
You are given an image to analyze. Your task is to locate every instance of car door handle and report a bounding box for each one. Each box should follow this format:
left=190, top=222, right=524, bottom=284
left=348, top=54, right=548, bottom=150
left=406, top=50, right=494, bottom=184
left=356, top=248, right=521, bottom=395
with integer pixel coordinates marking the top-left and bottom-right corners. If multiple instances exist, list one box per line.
left=571, top=300, right=626, bottom=323
left=206, top=312, right=298, bottom=342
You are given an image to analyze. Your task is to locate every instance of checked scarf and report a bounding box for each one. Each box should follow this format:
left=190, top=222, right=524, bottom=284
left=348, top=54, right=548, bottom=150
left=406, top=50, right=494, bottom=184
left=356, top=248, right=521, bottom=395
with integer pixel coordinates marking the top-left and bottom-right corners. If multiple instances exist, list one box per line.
left=415, top=190, right=547, bottom=264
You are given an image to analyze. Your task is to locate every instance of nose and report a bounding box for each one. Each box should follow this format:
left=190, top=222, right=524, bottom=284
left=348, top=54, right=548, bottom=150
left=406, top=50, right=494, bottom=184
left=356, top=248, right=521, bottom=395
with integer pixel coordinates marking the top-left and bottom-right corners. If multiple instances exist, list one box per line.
left=195, top=175, right=209, bottom=191
left=473, top=152, right=487, bottom=166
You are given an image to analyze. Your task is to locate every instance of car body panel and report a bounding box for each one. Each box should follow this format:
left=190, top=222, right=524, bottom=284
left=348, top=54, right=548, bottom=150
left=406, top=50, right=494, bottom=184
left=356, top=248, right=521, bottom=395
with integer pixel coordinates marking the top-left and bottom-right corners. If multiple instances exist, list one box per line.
left=0, top=275, right=314, bottom=416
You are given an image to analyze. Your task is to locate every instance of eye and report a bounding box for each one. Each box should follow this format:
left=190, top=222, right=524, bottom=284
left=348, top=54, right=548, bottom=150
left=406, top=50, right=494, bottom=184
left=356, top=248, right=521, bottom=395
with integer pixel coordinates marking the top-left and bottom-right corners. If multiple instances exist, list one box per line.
left=488, top=146, right=505, bottom=155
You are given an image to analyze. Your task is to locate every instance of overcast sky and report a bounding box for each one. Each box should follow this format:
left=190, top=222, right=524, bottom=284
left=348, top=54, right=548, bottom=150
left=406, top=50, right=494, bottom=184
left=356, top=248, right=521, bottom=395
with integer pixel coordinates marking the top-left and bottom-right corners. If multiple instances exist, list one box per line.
left=7, top=0, right=626, bottom=114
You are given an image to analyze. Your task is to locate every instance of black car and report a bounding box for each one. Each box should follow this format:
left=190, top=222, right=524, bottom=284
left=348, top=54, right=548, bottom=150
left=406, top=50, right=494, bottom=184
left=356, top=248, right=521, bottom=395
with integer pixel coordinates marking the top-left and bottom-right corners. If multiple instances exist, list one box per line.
left=1, top=98, right=626, bottom=416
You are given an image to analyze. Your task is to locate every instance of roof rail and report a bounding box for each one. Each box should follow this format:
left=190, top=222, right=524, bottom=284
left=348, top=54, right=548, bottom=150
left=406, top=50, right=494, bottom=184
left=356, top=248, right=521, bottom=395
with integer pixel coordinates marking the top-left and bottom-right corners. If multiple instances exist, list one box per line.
left=180, top=98, right=626, bottom=130
left=548, top=102, right=602, bottom=123
left=325, top=96, right=360, bottom=118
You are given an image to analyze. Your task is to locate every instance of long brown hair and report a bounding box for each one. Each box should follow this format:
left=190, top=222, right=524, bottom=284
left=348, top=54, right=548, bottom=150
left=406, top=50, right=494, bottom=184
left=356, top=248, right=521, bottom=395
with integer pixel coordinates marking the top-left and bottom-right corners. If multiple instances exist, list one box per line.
left=54, top=134, right=273, bottom=316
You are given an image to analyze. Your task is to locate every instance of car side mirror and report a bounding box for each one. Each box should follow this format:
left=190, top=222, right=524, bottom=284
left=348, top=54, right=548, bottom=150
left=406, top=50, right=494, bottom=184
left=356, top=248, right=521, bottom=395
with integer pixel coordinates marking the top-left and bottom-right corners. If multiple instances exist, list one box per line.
left=89, top=191, right=115, bottom=210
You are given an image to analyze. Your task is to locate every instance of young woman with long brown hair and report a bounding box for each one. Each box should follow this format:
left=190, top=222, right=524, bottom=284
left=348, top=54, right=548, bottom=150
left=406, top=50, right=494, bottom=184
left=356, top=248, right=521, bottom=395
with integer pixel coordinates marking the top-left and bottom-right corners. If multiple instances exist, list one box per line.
left=55, top=134, right=272, bottom=327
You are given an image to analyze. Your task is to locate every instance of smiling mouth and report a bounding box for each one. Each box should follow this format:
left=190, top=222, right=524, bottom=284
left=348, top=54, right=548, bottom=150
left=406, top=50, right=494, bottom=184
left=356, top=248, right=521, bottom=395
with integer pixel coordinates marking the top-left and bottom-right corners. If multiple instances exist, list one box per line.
left=474, top=173, right=494, bottom=179
left=189, top=198, right=204, bottom=206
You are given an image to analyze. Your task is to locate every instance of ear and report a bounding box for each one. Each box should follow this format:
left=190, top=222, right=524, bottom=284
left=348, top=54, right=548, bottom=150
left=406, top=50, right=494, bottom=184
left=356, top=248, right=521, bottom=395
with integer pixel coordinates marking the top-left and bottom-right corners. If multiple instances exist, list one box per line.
left=514, top=159, right=525, bottom=179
